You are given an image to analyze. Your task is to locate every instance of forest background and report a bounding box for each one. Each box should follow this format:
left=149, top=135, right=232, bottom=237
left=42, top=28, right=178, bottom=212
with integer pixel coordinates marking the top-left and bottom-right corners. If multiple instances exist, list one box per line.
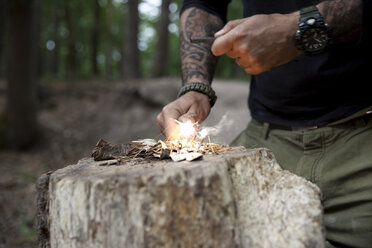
left=0, top=0, right=249, bottom=247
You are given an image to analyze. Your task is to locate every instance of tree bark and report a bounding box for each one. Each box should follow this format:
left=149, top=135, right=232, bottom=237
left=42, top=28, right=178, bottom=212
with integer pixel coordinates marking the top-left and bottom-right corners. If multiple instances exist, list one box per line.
left=37, top=148, right=325, bottom=248
left=122, top=0, right=141, bottom=80
left=152, top=0, right=170, bottom=77
left=4, top=0, right=40, bottom=149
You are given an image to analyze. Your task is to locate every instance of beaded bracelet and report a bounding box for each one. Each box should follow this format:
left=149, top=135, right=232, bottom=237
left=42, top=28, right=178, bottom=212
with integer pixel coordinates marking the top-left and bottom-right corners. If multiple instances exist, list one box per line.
left=177, top=82, right=217, bottom=107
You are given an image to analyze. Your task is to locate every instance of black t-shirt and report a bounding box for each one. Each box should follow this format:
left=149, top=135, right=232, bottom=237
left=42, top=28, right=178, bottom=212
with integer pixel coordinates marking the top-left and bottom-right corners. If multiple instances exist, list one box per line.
left=181, top=0, right=372, bottom=126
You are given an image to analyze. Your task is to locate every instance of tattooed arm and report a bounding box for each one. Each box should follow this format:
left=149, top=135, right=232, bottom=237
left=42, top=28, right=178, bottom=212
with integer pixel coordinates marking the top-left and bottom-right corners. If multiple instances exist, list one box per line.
left=180, top=8, right=224, bottom=85
left=157, top=7, right=224, bottom=139
left=319, top=0, right=362, bottom=43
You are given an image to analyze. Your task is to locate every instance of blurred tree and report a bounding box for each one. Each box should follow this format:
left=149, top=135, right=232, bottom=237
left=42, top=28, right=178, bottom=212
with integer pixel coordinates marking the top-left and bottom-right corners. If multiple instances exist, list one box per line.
left=49, top=0, right=60, bottom=76
left=152, top=0, right=170, bottom=77
left=105, top=0, right=114, bottom=80
left=91, top=0, right=101, bottom=76
left=122, top=0, right=141, bottom=79
left=64, top=0, right=78, bottom=78
left=0, top=0, right=6, bottom=78
left=2, top=0, right=40, bottom=149
left=0, top=0, right=247, bottom=82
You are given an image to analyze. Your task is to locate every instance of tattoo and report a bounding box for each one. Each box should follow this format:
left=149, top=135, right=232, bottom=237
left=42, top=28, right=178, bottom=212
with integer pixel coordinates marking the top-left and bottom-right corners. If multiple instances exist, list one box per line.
left=180, top=8, right=224, bottom=85
left=320, top=0, right=362, bottom=43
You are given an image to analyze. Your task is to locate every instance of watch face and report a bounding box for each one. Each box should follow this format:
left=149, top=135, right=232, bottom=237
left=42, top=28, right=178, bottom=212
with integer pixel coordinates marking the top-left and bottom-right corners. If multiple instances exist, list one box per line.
left=302, top=27, right=329, bottom=53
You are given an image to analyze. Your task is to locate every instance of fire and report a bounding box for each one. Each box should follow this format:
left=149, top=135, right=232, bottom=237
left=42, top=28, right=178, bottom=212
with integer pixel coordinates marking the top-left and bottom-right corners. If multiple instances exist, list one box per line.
left=174, top=120, right=198, bottom=140
left=93, top=117, right=233, bottom=163
left=165, top=119, right=200, bottom=149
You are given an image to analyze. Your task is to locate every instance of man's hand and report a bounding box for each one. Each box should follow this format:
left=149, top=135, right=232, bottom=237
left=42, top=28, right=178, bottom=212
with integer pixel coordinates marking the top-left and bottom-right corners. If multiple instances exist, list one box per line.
left=211, top=13, right=302, bottom=75
left=157, top=7, right=223, bottom=139
left=157, top=91, right=210, bottom=139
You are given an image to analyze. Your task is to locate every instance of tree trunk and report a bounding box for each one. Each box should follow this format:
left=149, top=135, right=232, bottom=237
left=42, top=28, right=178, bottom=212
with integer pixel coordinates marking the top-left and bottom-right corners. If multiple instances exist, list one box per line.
left=122, top=0, right=140, bottom=80
left=64, top=0, right=77, bottom=78
left=105, top=0, right=113, bottom=80
left=4, top=0, right=40, bottom=149
left=49, top=0, right=60, bottom=76
left=152, top=0, right=170, bottom=77
left=0, top=0, right=6, bottom=78
left=92, top=0, right=100, bottom=76
left=37, top=148, right=325, bottom=248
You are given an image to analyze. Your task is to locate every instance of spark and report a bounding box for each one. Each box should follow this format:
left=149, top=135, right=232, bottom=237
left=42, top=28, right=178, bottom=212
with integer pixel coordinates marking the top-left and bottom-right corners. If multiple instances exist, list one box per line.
left=174, top=120, right=198, bottom=140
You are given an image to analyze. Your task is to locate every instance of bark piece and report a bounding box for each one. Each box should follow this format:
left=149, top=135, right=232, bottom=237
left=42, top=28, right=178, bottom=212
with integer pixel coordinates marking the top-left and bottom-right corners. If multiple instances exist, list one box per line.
left=92, top=139, right=134, bottom=161
left=38, top=148, right=325, bottom=248
left=170, top=152, right=203, bottom=162
left=36, top=170, right=53, bottom=248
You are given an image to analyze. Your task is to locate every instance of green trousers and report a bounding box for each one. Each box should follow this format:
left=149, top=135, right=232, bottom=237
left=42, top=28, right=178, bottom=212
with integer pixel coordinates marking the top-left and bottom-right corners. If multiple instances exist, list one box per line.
left=231, top=115, right=372, bottom=248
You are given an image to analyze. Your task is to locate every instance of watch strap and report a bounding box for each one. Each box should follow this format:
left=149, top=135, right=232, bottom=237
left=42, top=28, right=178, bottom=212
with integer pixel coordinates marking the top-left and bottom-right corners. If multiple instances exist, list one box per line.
left=177, top=82, right=217, bottom=107
left=300, top=6, right=323, bottom=23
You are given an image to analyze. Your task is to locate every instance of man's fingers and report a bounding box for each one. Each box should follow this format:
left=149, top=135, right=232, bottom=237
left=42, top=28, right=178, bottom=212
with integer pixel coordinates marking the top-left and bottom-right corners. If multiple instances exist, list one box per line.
left=226, top=50, right=239, bottom=59
left=214, top=19, right=245, bottom=37
left=156, top=112, right=164, bottom=131
left=236, top=57, right=251, bottom=68
left=161, top=105, right=182, bottom=122
left=164, top=118, right=179, bottom=139
left=157, top=112, right=175, bottom=138
left=178, top=110, right=198, bottom=124
left=156, top=91, right=211, bottom=139
left=212, top=19, right=247, bottom=56
left=212, top=32, right=235, bottom=56
left=157, top=104, right=183, bottom=137
left=243, top=62, right=270, bottom=75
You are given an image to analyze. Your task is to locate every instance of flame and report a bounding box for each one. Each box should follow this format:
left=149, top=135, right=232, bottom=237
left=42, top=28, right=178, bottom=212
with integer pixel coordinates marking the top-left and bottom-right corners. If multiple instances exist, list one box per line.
left=174, top=120, right=198, bottom=140
left=164, top=119, right=199, bottom=149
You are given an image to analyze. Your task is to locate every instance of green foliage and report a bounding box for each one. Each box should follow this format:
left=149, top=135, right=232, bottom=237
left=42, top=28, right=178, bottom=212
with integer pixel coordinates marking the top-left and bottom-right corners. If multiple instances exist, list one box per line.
left=16, top=0, right=249, bottom=81
left=16, top=207, right=38, bottom=244
left=40, top=0, right=125, bottom=79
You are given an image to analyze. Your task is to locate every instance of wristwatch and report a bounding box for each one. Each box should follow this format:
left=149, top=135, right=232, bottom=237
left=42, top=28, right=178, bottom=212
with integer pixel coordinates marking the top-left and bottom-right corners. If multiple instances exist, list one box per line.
left=295, top=5, right=332, bottom=55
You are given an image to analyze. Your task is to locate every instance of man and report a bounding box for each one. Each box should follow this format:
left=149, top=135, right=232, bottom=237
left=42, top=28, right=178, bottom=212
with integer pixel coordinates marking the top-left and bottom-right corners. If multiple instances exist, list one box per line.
left=157, top=0, right=372, bottom=247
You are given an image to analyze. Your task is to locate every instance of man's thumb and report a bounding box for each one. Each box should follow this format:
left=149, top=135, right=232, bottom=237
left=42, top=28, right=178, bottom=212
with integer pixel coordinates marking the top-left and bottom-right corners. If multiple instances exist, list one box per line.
left=214, top=19, right=244, bottom=37
left=178, top=112, right=198, bottom=124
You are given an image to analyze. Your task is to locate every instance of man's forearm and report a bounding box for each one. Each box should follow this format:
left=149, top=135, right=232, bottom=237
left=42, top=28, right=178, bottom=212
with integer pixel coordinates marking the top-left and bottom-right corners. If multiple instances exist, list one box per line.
left=180, top=8, right=224, bottom=85
left=318, top=0, right=362, bottom=43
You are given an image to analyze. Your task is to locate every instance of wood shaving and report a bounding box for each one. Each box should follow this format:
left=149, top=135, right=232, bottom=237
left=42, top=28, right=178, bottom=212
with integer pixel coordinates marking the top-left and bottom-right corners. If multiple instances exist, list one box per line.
left=92, top=138, right=232, bottom=163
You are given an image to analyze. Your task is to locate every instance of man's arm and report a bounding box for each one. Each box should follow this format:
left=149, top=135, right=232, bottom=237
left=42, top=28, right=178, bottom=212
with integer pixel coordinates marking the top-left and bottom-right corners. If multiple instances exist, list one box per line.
left=319, top=0, right=362, bottom=43
left=211, top=0, right=363, bottom=75
left=157, top=7, right=224, bottom=139
left=180, top=7, right=224, bottom=85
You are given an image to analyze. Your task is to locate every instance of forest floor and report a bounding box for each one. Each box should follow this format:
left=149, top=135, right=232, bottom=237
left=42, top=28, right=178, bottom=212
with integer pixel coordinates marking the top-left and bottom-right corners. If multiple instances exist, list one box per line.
left=0, top=78, right=250, bottom=248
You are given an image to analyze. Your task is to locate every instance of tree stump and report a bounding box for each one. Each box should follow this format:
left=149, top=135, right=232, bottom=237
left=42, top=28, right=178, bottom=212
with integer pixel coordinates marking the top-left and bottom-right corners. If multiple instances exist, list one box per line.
left=37, top=148, right=324, bottom=248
